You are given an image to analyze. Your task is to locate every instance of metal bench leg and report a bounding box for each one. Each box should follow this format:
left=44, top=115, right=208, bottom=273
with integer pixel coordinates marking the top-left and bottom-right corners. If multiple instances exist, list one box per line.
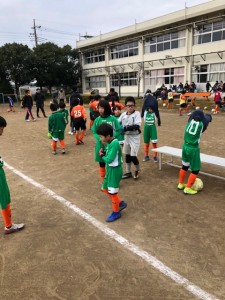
left=159, top=153, right=162, bottom=170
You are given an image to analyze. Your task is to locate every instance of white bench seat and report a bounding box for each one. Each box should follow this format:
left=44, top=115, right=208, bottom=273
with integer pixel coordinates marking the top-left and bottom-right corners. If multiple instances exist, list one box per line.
left=152, top=146, right=225, bottom=180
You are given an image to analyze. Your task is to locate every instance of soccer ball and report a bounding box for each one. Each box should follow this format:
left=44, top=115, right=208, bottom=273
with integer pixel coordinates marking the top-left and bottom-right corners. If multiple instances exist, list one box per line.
left=163, top=103, right=166, bottom=107
left=204, top=106, right=207, bottom=110
left=192, top=178, right=203, bottom=191
left=211, top=108, right=215, bottom=112
left=195, top=106, right=200, bottom=110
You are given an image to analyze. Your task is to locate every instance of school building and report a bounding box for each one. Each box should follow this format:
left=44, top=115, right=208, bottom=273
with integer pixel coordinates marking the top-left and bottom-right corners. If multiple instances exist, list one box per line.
left=76, top=0, right=225, bottom=97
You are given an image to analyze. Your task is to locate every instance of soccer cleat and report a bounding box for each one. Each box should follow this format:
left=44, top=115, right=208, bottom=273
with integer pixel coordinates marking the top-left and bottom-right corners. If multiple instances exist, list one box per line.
left=153, top=157, right=158, bottom=163
left=62, top=149, right=66, bottom=155
left=78, top=140, right=84, bottom=145
left=106, top=211, right=121, bottom=222
left=133, top=171, right=139, bottom=180
left=177, top=183, right=186, bottom=190
left=52, top=150, right=57, bottom=155
left=119, top=201, right=127, bottom=211
left=32, top=119, right=36, bottom=122
left=122, top=172, right=132, bottom=179
left=183, top=187, right=198, bottom=195
left=143, top=156, right=150, bottom=162
left=4, top=223, right=25, bottom=234
left=25, top=119, right=30, bottom=122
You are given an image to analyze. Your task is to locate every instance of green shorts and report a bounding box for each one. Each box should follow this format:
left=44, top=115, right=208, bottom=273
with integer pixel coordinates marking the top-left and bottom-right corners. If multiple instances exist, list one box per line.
left=182, top=144, right=201, bottom=171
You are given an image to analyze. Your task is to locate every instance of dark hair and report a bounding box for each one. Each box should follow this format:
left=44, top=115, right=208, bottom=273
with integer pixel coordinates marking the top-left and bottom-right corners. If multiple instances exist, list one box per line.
left=50, top=103, right=58, bottom=112
left=98, top=99, right=112, bottom=116
left=73, top=98, right=80, bottom=106
left=25, top=89, right=30, bottom=94
left=94, top=94, right=101, bottom=100
left=59, top=102, right=66, bottom=109
left=125, top=96, right=135, bottom=105
left=0, top=116, right=7, bottom=127
left=97, top=123, right=113, bottom=137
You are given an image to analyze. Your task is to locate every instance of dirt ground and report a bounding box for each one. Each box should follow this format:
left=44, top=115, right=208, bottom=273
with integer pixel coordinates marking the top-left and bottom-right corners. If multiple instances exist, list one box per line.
left=0, top=102, right=225, bottom=300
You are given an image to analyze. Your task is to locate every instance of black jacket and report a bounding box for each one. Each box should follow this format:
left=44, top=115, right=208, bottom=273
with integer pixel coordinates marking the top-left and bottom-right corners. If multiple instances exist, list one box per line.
left=141, top=94, right=161, bottom=126
left=22, top=95, right=33, bottom=108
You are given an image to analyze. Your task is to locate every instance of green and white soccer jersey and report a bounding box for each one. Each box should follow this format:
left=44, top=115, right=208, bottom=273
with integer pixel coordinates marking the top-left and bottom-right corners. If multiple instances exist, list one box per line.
left=102, top=139, right=123, bottom=194
left=58, top=109, right=69, bottom=125
left=143, top=111, right=158, bottom=143
left=92, top=115, right=121, bottom=162
left=0, top=164, right=11, bottom=210
left=182, top=119, right=203, bottom=171
left=48, top=112, right=67, bottom=140
left=115, top=115, right=124, bottom=144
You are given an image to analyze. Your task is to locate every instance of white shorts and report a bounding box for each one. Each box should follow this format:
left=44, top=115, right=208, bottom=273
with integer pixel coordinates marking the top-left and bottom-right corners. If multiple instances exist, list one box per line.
left=122, top=135, right=140, bottom=156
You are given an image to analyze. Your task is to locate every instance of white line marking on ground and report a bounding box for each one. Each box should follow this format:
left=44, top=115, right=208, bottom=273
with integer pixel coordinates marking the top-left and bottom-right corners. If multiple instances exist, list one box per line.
left=5, top=162, right=220, bottom=300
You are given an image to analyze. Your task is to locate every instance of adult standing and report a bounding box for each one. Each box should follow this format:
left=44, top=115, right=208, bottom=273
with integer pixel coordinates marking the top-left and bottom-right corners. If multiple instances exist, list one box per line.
left=57, top=88, right=66, bottom=103
left=34, top=88, right=47, bottom=118
left=22, top=90, right=36, bottom=122
left=206, top=81, right=211, bottom=92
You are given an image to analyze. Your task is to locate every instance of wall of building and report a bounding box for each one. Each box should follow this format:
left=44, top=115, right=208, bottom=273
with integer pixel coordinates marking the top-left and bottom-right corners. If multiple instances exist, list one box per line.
left=77, top=0, right=225, bottom=96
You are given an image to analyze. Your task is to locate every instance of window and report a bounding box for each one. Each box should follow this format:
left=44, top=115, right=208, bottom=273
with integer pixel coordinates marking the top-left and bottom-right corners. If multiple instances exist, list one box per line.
left=85, top=75, right=106, bottom=89
left=193, top=20, right=225, bottom=45
left=110, top=41, right=139, bottom=60
left=144, top=67, right=184, bottom=86
left=192, top=63, right=225, bottom=83
left=84, top=49, right=105, bottom=64
left=144, top=30, right=186, bottom=53
left=110, top=72, right=137, bottom=86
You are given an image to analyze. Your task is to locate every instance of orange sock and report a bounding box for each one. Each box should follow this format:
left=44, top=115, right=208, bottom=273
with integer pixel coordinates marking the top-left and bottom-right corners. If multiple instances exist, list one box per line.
left=99, top=167, right=106, bottom=181
left=79, top=131, right=86, bottom=141
left=59, top=140, right=65, bottom=149
left=52, top=140, right=57, bottom=151
left=144, top=143, right=149, bottom=156
left=75, top=133, right=79, bottom=144
left=179, top=169, right=187, bottom=184
left=215, top=105, right=219, bottom=113
left=152, top=143, right=157, bottom=158
left=186, top=173, right=197, bottom=188
left=1, top=204, right=12, bottom=228
left=185, top=105, right=189, bottom=113
left=110, top=194, right=121, bottom=212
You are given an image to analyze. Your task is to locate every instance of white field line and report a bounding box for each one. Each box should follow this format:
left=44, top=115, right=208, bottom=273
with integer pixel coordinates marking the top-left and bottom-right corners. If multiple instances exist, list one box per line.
left=5, top=162, right=220, bottom=300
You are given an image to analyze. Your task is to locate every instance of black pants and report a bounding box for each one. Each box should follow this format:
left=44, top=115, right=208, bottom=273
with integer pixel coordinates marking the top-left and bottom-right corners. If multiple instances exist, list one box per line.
left=37, top=106, right=46, bottom=117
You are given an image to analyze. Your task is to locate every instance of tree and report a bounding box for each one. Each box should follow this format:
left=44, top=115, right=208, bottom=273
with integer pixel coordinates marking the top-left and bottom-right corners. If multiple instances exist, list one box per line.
left=32, top=43, right=81, bottom=93
left=0, top=43, right=34, bottom=98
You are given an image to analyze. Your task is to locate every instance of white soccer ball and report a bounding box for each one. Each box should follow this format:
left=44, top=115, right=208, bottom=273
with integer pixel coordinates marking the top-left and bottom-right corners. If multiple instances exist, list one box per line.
left=195, top=106, right=200, bottom=110
left=211, top=108, right=215, bottom=112
left=204, top=106, right=207, bottom=110
left=163, top=103, right=166, bottom=107
left=192, top=178, right=203, bottom=191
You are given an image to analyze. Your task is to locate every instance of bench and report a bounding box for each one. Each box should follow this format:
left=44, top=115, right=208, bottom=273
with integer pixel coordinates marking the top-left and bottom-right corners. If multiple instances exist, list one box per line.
left=152, top=146, right=225, bottom=180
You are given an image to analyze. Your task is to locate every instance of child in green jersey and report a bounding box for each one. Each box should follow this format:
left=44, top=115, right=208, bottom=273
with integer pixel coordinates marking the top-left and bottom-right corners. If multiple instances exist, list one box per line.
left=58, top=101, right=69, bottom=126
left=178, top=110, right=212, bottom=195
left=143, top=105, right=158, bottom=162
left=48, top=103, right=67, bottom=155
left=113, top=105, right=124, bottom=146
left=97, top=123, right=127, bottom=222
left=0, top=116, right=25, bottom=234
left=92, top=100, right=121, bottom=181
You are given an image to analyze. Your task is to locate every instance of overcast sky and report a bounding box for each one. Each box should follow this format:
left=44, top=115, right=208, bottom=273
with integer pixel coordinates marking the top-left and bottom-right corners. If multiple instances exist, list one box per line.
left=0, top=0, right=210, bottom=49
